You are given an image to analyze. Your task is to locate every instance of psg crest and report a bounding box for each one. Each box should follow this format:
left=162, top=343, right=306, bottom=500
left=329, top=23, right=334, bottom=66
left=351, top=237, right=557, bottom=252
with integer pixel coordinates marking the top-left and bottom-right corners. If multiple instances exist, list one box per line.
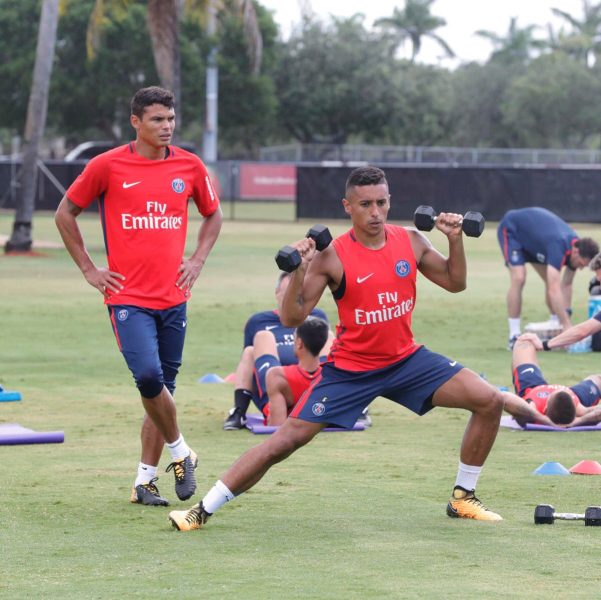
left=171, top=178, right=185, bottom=193
left=395, top=260, right=410, bottom=278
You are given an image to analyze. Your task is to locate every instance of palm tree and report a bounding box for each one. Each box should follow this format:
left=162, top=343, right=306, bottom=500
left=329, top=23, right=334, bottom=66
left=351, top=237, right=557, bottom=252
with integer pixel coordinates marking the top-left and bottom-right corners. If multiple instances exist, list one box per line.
left=551, top=0, right=601, bottom=66
left=375, top=0, right=454, bottom=63
left=87, top=0, right=262, bottom=158
left=5, top=0, right=59, bottom=253
left=87, top=0, right=262, bottom=102
left=476, top=17, right=547, bottom=65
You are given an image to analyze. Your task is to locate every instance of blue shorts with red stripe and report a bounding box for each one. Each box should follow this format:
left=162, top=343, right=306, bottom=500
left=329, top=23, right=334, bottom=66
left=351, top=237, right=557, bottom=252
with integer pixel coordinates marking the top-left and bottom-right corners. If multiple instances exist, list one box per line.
left=290, top=346, right=463, bottom=428
left=108, top=303, right=187, bottom=398
left=513, top=363, right=601, bottom=407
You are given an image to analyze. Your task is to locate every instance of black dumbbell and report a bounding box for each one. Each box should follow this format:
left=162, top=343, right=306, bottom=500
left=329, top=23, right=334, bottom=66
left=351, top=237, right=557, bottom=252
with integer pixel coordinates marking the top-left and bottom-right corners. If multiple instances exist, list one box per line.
left=275, top=224, right=333, bottom=272
left=413, top=205, right=485, bottom=238
left=534, top=504, right=601, bottom=525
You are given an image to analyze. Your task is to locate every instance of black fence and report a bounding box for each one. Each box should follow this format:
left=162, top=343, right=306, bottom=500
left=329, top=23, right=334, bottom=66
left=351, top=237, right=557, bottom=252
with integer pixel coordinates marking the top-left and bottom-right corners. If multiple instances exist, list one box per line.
left=296, top=165, right=601, bottom=223
left=4, top=161, right=601, bottom=224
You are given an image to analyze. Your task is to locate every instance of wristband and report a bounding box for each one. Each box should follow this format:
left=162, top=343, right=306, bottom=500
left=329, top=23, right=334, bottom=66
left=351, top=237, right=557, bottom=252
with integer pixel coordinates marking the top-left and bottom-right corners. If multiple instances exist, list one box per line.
left=542, top=340, right=551, bottom=351
left=566, top=308, right=573, bottom=317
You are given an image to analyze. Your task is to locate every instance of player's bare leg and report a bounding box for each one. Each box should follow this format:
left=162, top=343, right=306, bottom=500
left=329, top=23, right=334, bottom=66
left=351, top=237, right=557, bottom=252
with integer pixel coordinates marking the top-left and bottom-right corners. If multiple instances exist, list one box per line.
left=169, top=418, right=325, bottom=531
left=433, top=369, right=504, bottom=521
left=506, top=264, right=526, bottom=347
left=142, top=386, right=198, bottom=501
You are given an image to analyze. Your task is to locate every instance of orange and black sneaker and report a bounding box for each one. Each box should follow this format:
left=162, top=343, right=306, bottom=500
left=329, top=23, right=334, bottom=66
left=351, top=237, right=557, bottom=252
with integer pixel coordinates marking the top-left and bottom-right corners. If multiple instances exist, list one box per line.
left=169, top=502, right=211, bottom=532
left=130, top=477, right=170, bottom=506
left=166, top=450, right=198, bottom=501
left=446, top=486, right=503, bottom=521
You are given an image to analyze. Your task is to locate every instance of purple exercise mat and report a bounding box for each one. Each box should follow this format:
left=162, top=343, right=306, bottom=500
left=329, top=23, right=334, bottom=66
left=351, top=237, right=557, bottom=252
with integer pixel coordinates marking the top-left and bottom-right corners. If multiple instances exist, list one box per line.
left=245, top=413, right=365, bottom=434
left=500, top=415, right=601, bottom=432
left=0, top=423, right=65, bottom=445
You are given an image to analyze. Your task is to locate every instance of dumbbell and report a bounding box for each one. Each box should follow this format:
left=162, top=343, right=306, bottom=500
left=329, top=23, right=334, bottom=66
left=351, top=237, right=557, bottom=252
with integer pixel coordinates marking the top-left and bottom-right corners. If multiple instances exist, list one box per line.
left=275, top=224, right=333, bottom=272
left=534, top=504, right=601, bottom=526
left=413, top=205, right=485, bottom=238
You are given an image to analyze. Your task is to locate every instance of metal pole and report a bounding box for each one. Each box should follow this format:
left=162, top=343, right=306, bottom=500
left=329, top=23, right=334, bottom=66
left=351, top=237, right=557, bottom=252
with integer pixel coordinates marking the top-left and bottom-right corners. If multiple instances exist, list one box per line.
left=202, top=2, right=218, bottom=164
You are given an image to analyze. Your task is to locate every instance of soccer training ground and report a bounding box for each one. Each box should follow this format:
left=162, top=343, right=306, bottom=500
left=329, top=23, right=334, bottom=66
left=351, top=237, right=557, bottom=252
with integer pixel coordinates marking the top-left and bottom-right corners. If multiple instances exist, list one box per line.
left=2, top=210, right=601, bottom=599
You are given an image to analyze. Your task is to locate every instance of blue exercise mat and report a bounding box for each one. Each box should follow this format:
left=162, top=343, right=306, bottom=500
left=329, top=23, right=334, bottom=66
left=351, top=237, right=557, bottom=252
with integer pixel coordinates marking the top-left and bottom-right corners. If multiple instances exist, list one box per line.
left=0, top=423, right=64, bottom=445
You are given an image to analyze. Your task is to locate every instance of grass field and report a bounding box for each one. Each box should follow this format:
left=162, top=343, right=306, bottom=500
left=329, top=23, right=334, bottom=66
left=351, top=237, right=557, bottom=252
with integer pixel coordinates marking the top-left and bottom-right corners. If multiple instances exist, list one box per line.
left=2, top=209, right=601, bottom=599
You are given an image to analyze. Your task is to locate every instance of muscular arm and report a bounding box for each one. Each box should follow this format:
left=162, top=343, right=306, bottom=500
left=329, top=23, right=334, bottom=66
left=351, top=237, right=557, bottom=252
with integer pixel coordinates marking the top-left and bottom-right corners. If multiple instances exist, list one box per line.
left=547, top=265, right=572, bottom=329
left=177, top=206, right=222, bottom=291
left=408, top=213, right=467, bottom=293
left=266, top=367, right=294, bottom=426
left=502, top=391, right=557, bottom=427
left=568, top=405, right=601, bottom=427
left=54, top=195, right=124, bottom=298
left=546, top=318, right=601, bottom=350
left=280, top=241, right=339, bottom=327
left=560, top=267, right=576, bottom=312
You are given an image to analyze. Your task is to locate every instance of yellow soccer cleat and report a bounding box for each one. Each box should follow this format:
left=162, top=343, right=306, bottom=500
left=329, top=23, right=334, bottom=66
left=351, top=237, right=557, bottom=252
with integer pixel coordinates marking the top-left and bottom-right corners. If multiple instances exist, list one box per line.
left=446, top=487, right=503, bottom=522
left=169, top=502, right=211, bottom=531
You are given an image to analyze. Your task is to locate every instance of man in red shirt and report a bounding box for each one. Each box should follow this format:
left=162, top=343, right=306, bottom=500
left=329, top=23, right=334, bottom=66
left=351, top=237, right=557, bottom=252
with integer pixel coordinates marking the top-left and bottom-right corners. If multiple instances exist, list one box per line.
left=170, top=165, right=505, bottom=531
left=55, top=86, right=222, bottom=506
left=252, top=316, right=332, bottom=426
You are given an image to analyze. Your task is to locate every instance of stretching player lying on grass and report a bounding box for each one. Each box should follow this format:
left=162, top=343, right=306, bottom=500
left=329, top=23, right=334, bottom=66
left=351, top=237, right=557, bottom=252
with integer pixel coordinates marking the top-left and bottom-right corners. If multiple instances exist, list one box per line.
left=502, top=333, right=601, bottom=427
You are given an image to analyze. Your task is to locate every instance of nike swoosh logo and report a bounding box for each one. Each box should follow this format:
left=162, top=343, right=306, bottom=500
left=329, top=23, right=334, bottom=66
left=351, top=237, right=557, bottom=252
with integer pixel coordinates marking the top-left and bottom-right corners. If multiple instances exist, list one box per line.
left=122, top=181, right=142, bottom=189
left=258, top=362, right=270, bottom=372
left=265, top=325, right=278, bottom=331
left=449, top=361, right=457, bottom=367
left=520, top=368, right=534, bottom=374
left=357, top=273, right=374, bottom=284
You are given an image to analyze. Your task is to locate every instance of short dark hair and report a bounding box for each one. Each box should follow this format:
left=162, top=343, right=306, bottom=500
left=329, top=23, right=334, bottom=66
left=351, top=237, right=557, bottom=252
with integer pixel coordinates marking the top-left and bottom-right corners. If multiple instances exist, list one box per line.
left=296, top=317, right=329, bottom=357
left=546, top=391, right=576, bottom=425
left=345, top=166, right=387, bottom=194
left=576, top=237, right=600, bottom=261
left=131, top=86, right=175, bottom=118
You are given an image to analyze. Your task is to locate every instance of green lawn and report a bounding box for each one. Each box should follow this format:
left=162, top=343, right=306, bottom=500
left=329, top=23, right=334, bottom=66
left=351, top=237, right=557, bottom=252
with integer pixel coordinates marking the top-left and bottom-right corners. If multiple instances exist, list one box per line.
left=1, top=210, right=601, bottom=599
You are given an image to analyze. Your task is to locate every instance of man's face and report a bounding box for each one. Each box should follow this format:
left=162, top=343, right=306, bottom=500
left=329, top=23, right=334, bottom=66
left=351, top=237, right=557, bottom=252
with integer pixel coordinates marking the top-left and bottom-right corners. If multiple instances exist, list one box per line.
left=130, top=103, right=175, bottom=148
left=342, top=183, right=390, bottom=235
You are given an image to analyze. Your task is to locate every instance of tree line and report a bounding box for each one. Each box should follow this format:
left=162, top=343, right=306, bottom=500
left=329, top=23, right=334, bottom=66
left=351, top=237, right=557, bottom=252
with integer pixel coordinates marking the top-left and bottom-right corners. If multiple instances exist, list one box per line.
left=2, top=0, right=601, bottom=158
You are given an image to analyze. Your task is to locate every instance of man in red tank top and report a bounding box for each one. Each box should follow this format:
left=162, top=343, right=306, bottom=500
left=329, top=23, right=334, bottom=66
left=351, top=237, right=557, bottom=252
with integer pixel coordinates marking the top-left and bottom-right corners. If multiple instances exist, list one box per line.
left=170, top=166, right=505, bottom=531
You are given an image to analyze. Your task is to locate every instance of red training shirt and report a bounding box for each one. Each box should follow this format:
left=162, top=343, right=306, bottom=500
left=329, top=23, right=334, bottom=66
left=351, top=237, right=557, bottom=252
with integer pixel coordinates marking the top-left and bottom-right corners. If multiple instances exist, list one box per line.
left=329, top=225, right=419, bottom=371
left=66, top=143, right=219, bottom=309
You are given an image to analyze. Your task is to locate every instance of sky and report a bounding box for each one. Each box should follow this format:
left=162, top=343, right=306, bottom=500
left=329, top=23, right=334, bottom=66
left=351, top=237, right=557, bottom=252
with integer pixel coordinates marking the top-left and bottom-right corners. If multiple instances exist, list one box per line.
left=258, top=0, right=586, bottom=66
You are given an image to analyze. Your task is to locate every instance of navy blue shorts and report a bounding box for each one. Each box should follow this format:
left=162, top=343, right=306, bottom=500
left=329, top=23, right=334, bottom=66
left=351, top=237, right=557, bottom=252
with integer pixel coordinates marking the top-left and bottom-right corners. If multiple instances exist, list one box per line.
left=291, top=346, right=463, bottom=428
left=108, top=303, right=187, bottom=398
left=513, top=363, right=601, bottom=408
left=252, top=353, right=281, bottom=412
left=498, top=224, right=532, bottom=267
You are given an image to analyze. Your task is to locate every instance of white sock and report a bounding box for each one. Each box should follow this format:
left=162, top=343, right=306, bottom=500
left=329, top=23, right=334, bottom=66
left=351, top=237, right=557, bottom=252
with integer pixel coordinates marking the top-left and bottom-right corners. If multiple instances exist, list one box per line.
left=508, top=318, right=521, bottom=338
left=135, top=462, right=158, bottom=487
left=455, top=462, right=482, bottom=492
left=166, top=434, right=190, bottom=461
left=202, top=480, right=235, bottom=514
left=549, top=314, right=560, bottom=326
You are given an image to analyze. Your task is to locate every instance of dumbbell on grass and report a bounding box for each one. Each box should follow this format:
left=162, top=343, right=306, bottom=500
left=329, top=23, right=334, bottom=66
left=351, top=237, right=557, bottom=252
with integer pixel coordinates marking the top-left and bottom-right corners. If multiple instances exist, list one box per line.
left=275, top=224, right=333, bottom=272
left=533, top=504, right=601, bottom=526
left=413, top=205, right=485, bottom=238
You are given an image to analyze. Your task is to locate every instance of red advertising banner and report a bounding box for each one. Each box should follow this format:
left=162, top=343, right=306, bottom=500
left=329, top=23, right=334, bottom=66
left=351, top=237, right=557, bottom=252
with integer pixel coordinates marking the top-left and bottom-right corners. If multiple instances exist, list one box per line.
left=239, top=163, right=296, bottom=200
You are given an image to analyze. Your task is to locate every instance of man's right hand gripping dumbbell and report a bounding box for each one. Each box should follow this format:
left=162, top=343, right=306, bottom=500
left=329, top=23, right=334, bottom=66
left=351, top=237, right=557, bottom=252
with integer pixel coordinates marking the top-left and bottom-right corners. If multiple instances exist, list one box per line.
left=275, top=224, right=333, bottom=272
